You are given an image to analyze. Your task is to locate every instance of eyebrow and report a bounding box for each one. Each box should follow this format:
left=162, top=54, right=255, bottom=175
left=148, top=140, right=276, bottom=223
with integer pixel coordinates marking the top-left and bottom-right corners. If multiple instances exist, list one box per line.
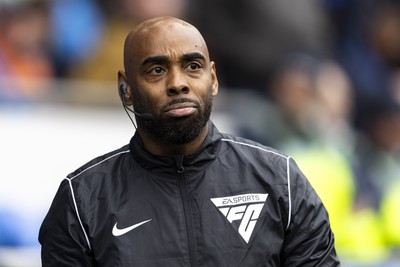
left=180, top=52, right=206, bottom=62
left=141, top=55, right=169, bottom=67
left=141, top=52, right=206, bottom=67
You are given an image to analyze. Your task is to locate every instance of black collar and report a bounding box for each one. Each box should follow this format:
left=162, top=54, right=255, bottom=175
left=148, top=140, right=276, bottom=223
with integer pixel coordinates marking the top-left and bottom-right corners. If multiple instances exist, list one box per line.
left=129, top=121, right=222, bottom=178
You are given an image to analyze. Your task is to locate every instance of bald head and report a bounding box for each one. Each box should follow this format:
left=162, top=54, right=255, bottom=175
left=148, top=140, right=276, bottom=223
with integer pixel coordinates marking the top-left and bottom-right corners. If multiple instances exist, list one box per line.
left=123, top=16, right=210, bottom=80
left=117, top=16, right=218, bottom=155
left=126, top=16, right=194, bottom=41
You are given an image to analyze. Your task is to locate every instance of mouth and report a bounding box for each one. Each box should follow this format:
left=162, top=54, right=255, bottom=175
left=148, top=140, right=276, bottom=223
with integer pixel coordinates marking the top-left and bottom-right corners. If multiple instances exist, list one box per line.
left=164, top=101, right=198, bottom=118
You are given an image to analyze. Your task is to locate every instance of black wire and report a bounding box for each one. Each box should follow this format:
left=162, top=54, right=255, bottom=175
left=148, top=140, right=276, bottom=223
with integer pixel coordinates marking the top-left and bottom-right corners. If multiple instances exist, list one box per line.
left=123, top=106, right=137, bottom=129
left=121, top=97, right=137, bottom=129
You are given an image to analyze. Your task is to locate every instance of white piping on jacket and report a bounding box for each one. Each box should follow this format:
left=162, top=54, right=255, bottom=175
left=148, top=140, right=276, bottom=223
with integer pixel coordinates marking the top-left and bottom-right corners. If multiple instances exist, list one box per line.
left=66, top=178, right=92, bottom=251
left=221, top=138, right=292, bottom=230
left=69, top=150, right=131, bottom=181
left=285, top=156, right=292, bottom=230
left=65, top=149, right=130, bottom=251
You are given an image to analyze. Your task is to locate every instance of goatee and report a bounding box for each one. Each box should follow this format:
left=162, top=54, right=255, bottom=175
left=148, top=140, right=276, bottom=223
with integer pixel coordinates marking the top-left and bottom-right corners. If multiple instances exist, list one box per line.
left=136, top=93, right=213, bottom=145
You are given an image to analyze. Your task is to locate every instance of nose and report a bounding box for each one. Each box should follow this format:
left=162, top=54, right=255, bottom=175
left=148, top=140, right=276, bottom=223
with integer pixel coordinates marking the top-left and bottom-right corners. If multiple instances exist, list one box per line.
left=166, top=67, right=189, bottom=96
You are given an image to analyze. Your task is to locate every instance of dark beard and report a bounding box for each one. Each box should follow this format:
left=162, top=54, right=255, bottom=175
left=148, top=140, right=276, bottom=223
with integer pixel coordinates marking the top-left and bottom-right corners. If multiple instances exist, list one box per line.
left=135, top=93, right=213, bottom=145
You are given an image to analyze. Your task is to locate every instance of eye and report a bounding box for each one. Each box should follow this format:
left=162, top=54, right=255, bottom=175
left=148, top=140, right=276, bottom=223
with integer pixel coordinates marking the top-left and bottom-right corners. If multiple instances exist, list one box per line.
left=186, top=62, right=202, bottom=71
left=148, top=66, right=165, bottom=75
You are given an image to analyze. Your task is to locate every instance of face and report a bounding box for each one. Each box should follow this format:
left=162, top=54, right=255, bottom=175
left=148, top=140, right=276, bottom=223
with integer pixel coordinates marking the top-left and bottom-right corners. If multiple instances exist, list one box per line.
left=122, top=18, right=218, bottom=145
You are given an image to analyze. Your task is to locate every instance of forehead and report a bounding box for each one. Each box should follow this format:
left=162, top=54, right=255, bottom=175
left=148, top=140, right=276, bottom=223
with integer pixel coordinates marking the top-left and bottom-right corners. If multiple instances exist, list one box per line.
left=127, top=20, right=209, bottom=64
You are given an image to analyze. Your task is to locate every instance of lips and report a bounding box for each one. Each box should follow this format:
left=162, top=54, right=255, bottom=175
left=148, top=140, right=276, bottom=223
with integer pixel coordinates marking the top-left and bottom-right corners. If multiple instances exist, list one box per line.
left=164, top=102, right=197, bottom=117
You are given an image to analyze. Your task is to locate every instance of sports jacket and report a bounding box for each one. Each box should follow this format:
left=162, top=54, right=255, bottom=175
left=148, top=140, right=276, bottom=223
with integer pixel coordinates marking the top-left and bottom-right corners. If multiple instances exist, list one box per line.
left=39, top=122, right=340, bottom=266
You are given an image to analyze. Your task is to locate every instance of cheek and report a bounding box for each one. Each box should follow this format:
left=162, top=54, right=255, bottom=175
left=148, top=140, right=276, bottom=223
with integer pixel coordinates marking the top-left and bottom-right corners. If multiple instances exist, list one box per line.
left=198, top=86, right=214, bottom=106
left=191, top=78, right=214, bottom=97
left=133, top=85, right=163, bottom=109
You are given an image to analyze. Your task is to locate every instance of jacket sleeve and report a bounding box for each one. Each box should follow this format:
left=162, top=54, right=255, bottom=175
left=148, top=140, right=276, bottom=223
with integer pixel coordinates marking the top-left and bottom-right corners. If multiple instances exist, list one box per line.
left=39, top=179, right=96, bottom=266
left=282, top=158, right=340, bottom=266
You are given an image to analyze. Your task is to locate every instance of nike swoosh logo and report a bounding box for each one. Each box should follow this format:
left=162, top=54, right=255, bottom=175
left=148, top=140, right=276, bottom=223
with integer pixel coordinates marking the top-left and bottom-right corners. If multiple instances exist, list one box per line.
left=112, top=219, right=152, bottom=237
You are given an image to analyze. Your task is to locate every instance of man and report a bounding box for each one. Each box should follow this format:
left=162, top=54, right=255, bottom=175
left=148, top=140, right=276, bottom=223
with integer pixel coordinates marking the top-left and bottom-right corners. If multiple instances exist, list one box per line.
left=39, top=17, right=340, bottom=266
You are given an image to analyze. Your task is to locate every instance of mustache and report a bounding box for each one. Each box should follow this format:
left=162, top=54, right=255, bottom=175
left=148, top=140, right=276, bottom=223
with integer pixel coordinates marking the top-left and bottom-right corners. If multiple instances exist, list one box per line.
left=162, top=98, right=200, bottom=110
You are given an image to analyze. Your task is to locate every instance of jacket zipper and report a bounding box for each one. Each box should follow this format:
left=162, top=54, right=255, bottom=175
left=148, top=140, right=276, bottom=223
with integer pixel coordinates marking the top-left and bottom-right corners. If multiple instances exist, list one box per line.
left=176, top=155, right=198, bottom=267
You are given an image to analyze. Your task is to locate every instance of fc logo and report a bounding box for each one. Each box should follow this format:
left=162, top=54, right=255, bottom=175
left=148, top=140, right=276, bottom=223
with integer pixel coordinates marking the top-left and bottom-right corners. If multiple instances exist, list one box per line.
left=211, top=193, right=268, bottom=243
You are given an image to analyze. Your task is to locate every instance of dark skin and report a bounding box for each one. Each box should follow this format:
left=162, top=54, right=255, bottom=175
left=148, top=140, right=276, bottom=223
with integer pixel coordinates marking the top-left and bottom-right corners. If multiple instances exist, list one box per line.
left=118, top=17, right=218, bottom=156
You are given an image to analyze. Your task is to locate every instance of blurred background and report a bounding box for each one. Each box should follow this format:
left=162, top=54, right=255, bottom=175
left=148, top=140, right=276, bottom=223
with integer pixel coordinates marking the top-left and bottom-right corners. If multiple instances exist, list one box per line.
left=1, top=0, right=400, bottom=266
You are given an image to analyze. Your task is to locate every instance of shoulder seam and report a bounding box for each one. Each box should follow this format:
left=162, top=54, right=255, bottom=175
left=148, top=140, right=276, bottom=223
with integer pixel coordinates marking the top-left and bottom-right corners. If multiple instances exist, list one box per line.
left=68, top=150, right=130, bottom=181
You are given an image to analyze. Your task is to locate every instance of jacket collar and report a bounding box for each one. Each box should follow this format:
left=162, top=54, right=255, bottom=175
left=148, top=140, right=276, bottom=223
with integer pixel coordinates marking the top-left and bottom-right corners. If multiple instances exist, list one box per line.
left=129, top=121, right=222, bottom=177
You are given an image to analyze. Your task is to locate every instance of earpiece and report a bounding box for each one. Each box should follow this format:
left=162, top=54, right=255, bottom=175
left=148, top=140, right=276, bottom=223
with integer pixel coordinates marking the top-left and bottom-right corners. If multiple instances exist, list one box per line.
left=119, top=82, right=128, bottom=96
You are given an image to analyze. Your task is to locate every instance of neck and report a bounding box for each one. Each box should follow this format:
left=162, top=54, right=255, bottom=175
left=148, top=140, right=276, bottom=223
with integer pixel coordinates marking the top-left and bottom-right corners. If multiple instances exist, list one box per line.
left=138, top=125, right=209, bottom=156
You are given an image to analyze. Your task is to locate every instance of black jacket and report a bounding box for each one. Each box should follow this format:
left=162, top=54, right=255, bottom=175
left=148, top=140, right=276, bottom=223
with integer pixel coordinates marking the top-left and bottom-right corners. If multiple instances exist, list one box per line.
left=39, top=122, right=340, bottom=266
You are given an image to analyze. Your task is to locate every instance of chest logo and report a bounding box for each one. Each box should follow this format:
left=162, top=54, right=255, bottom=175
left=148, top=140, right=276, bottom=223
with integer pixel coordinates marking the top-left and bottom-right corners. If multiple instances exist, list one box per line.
left=211, top=193, right=268, bottom=243
left=112, top=219, right=152, bottom=237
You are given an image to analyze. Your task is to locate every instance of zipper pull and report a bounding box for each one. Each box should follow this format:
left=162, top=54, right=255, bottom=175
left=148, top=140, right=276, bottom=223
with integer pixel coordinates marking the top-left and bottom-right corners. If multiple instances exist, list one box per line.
left=175, top=155, right=185, bottom=174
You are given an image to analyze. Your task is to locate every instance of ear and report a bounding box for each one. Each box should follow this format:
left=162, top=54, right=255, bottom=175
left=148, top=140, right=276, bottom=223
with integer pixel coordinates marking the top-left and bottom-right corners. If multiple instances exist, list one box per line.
left=210, top=62, right=219, bottom=96
left=118, top=70, right=133, bottom=105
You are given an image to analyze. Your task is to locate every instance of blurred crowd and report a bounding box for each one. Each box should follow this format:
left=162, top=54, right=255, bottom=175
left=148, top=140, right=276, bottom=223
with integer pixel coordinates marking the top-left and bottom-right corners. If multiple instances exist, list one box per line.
left=1, top=0, right=400, bottom=266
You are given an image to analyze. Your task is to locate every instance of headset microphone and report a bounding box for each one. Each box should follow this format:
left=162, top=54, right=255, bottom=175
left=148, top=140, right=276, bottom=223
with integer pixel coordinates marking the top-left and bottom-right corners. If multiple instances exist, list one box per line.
left=119, top=82, right=154, bottom=128
left=126, top=107, right=154, bottom=120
